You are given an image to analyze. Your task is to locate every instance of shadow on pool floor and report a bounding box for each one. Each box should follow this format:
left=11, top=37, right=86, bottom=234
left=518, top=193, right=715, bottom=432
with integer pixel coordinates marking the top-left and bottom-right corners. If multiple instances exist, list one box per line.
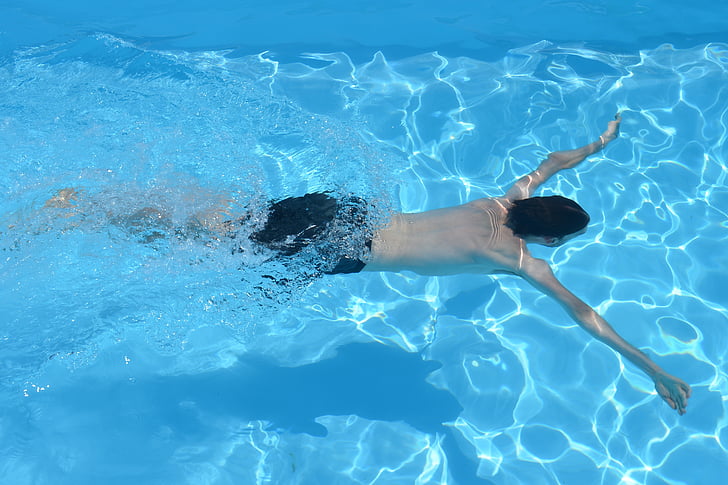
left=32, top=342, right=493, bottom=484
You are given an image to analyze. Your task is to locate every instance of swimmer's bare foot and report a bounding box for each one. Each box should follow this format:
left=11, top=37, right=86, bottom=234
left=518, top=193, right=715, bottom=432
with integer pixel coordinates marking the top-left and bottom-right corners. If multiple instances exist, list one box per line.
left=599, top=113, right=621, bottom=149
left=44, top=188, right=79, bottom=209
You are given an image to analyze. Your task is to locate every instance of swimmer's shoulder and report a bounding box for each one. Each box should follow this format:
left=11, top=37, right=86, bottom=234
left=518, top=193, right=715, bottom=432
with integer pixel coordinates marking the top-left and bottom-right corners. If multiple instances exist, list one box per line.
left=466, top=195, right=512, bottom=210
left=466, top=196, right=529, bottom=272
left=463, top=196, right=511, bottom=225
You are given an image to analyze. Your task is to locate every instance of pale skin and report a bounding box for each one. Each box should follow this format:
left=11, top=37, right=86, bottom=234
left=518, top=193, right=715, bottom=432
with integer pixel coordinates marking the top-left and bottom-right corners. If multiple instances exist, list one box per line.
left=363, top=114, right=692, bottom=415
left=35, top=116, right=691, bottom=414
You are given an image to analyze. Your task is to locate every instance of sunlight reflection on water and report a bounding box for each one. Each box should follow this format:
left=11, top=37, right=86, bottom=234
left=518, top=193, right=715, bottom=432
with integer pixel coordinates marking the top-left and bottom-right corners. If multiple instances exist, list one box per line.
left=1, top=35, right=727, bottom=484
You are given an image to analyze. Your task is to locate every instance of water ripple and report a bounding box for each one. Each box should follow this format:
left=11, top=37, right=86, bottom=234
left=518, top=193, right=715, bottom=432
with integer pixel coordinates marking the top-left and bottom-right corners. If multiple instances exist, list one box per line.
left=2, top=35, right=727, bottom=484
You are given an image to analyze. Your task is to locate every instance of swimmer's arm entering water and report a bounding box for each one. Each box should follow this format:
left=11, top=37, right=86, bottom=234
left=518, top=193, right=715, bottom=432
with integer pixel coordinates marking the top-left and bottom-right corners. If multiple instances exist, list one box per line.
left=519, top=257, right=692, bottom=415
left=504, top=114, right=622, bottom=201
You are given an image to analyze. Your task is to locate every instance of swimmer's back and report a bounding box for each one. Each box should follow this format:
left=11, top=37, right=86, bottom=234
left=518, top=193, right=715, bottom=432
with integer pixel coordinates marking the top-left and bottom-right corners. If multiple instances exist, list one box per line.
left=364, top=197, right=522, bottom=276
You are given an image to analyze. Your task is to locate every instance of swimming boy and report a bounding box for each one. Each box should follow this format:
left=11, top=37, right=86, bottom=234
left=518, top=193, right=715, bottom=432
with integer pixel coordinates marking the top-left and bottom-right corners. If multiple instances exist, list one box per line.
left=39, top=115, right=691, bottom=415
left=359, top=114, right=691, bottom=415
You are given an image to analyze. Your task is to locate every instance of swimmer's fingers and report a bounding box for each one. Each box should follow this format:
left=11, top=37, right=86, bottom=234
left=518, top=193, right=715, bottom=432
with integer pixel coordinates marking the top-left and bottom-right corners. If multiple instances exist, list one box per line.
left=677, top=381, right=692, bottom=414
left=599, top=114, right=621, bottom=149
left=607, top=114, right=621, bottom=135
left=654, top=373, right=691, bottom=415
left=655, top=380, right=678, bottom=413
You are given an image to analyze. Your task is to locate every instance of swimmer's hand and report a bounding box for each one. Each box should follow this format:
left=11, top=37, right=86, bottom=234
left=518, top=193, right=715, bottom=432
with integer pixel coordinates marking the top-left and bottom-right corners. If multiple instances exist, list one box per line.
left=598, top=113, right=621, bottom=149
left=653, top=371, right=691, bottom=415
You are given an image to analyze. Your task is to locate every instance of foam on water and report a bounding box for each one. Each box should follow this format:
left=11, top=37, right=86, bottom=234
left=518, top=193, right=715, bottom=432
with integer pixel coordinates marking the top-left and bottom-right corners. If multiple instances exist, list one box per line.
left=1, top=35, right=727, bottom=484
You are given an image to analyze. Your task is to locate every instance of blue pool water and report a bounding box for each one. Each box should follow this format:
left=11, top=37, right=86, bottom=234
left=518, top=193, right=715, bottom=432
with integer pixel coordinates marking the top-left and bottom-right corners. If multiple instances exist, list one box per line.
left=1, top=1, right=727, bottom=484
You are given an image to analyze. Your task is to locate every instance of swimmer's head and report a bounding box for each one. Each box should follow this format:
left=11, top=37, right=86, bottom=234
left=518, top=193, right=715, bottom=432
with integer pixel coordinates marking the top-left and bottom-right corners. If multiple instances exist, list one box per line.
left=505, top=195, right=590, bottom=247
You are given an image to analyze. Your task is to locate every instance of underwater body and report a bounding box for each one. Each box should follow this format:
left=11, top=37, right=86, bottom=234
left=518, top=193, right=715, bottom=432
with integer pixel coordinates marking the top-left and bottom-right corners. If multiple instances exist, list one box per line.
left=1, top=1, right=728, bottom=484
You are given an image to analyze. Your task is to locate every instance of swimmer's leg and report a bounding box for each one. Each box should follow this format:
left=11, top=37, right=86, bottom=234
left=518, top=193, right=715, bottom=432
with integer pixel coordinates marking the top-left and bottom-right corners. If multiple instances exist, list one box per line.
left=44, top=187, right=80, bottom=209
left=110, top=207, right=173, bottom=244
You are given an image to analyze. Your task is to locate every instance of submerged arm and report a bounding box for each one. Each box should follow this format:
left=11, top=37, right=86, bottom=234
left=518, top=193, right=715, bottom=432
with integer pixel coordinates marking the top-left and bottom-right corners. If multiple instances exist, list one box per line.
left=519, top=257, right=692, bottom=415
left=504, top=114, right=621, bottom=201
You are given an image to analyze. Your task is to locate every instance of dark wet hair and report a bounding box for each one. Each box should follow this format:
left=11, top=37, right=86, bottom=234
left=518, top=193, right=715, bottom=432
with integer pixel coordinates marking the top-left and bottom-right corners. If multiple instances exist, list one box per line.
left=505, top=195, right=590, bottom=238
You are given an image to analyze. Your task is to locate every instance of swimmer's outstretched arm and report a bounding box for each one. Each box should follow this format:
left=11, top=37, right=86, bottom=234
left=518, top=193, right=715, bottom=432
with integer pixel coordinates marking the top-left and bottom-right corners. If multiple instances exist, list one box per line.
left=519, top=257, right=692, bottom=415
left=504, top=114, right=621, bottom=201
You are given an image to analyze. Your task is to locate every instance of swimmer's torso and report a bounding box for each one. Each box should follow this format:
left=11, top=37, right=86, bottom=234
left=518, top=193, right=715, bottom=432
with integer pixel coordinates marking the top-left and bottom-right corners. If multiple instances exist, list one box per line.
left=364, top=197, right=526, bottom=276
